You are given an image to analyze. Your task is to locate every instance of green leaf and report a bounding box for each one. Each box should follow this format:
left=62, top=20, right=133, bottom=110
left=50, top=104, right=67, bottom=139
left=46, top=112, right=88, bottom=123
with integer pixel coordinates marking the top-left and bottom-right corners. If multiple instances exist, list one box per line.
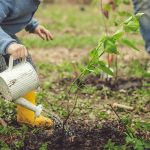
left=84, top=64, right=96, bottom=75
left=98, top=61, right=114, bottom=76
left=135, top=13, right=144, bottom=20
left=123, top=13, right=144, bottom=33
left=124, top=16, right=133, bottom=24
left=112, top=29, right=124, bottom=41
left=90, top=48, right=98, bottom=58
left=121, top=38, right=140, bottom=51
left=104, top=37, right=119, bottom=54
left=85, top=67, right=95, bottom=73
left=124, top=20, right=139, bottom=32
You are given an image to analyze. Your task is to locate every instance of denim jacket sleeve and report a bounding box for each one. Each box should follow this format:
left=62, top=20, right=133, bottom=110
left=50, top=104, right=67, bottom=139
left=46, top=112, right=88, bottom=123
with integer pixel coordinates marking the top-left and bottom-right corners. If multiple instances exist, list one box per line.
left=25, top=18, right=39, bottom=33
left=0, top=1, right=17, bottom=55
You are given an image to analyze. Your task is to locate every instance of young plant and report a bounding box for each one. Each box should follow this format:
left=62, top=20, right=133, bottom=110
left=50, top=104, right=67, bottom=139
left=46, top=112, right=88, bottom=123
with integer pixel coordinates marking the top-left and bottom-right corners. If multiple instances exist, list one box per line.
left=62, top=12, right=144, bottom=131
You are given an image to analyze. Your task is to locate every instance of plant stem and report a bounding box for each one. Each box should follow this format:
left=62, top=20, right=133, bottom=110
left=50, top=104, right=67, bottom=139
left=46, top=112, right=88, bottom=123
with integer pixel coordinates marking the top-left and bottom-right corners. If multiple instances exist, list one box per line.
left=108, top=104, right=135, bottom=138
left=100, top=0, right=109, bottom=36
left=115, top=55, right=118, bottom=81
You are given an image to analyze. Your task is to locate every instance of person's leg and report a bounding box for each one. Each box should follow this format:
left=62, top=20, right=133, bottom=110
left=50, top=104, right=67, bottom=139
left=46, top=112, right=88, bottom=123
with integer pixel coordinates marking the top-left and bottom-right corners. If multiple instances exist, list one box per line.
left=17, top=91, right=53, bottom=127
left=132, top=0, right=150, bottom=54
left=3, top=35, right=53, bottom=127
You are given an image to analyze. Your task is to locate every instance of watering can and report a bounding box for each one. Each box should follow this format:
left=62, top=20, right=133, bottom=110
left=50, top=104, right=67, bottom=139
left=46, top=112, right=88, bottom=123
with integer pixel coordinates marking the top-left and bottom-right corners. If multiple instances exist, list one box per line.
left=0, top=56, right=42, bottom=117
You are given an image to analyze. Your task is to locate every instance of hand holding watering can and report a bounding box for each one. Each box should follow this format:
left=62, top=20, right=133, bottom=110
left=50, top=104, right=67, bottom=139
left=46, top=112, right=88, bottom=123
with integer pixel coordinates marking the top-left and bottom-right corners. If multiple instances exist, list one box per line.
left=0, top=56, right=42, bottom=117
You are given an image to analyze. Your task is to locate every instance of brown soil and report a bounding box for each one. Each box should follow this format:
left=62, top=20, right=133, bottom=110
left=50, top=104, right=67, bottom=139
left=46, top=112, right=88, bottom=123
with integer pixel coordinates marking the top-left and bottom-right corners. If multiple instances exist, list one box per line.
left=30, top=46, right=149, bottom=65
left=58, top=74, right=150, bottom=91
left=30, top=48, right=89, bottom=64
left=5, top=120, right=147, bottom=150
left=23, top=121, right=125, bottom=150
left=84, top=74, right=150, bottom=91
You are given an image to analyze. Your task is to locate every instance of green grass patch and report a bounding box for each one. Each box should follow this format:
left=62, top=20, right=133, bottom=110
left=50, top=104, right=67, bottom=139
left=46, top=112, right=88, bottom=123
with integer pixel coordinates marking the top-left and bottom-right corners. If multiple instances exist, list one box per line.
left=22, top=35, right=99, bottom=49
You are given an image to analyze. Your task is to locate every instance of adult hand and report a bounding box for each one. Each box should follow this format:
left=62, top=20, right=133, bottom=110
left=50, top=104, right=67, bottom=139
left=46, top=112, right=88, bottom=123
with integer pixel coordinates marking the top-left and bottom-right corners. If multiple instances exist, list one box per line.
left=7, top=43, right=28, bottom=60
left=34, top=25, right=53, bottom=41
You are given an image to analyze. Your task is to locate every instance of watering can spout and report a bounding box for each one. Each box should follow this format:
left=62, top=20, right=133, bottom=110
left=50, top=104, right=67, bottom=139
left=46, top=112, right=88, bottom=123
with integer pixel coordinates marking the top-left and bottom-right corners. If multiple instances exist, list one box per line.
left=16, top=98, right=43, bottom=117
left=35, top=104, right=43, bottom=117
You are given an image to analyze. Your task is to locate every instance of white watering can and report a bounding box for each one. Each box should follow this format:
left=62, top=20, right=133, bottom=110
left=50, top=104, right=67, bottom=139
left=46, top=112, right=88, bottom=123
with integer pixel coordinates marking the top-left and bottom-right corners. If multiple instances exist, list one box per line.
left=0, top=56, right=42, bottom=117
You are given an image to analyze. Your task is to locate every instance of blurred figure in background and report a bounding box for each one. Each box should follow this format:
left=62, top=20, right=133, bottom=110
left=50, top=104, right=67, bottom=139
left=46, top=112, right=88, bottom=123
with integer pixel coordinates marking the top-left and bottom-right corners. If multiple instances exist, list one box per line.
left=132, top=0, right=150, bottom=54
left=102, top=0, right=150, bottom=55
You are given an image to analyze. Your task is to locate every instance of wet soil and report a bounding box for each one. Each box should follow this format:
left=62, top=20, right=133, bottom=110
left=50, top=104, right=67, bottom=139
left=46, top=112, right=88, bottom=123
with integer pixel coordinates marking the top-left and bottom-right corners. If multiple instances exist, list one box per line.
left=84, top=75, right=150, bottom=91
left=21, top=121, right=126, bottom=150
left=1, top=119, right=149, bottom=150
left=7, top=120, right=147, bottom=150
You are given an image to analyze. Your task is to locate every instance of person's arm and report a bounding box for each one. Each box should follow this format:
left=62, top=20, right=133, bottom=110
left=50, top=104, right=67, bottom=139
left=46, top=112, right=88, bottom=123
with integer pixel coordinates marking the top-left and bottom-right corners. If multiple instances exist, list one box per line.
left=0, top=1, right=17, bottom=55
left=25, top=18, right=53, bottom=40
left=0, top=1, right=28, bottom=59
left=25, top=18, right=39, bottom=33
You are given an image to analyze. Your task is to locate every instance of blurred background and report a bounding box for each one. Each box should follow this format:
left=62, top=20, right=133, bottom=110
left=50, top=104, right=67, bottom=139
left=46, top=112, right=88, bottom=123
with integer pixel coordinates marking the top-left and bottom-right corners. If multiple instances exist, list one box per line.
left=18, top=0, right=148, bottom=66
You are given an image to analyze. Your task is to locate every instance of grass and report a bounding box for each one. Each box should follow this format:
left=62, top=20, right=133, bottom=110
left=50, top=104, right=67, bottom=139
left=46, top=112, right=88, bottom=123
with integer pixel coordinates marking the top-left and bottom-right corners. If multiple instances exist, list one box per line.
left=19, top=3, right=145, bottom=50
left=20, top=4, right=102, bottom=49
left=23, top=35, right=99, bottom=49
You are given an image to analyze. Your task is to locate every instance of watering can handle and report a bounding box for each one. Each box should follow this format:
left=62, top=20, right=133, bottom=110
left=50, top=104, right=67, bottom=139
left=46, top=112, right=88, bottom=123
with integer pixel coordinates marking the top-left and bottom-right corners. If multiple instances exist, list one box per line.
left=8, top=56, right=26, bottom=70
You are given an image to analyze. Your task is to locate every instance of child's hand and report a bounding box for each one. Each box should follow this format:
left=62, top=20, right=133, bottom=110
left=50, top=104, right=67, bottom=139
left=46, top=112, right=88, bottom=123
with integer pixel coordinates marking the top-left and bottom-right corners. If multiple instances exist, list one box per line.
left=7, top=43, right=28, bottom=60
left=34, top=25, right=53, bottom=41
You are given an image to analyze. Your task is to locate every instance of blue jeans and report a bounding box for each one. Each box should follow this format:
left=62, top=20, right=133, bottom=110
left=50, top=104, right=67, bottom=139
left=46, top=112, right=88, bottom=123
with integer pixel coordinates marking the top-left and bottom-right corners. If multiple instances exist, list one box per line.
left=132, top=0, right=150, bottom=54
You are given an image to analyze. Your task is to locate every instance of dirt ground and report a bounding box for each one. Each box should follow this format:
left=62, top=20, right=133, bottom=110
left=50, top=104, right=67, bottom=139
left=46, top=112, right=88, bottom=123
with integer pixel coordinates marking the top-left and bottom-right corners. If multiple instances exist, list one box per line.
left=30, top=48, right=89, bottom=64
left=30, top=46, right=149, bottom=64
